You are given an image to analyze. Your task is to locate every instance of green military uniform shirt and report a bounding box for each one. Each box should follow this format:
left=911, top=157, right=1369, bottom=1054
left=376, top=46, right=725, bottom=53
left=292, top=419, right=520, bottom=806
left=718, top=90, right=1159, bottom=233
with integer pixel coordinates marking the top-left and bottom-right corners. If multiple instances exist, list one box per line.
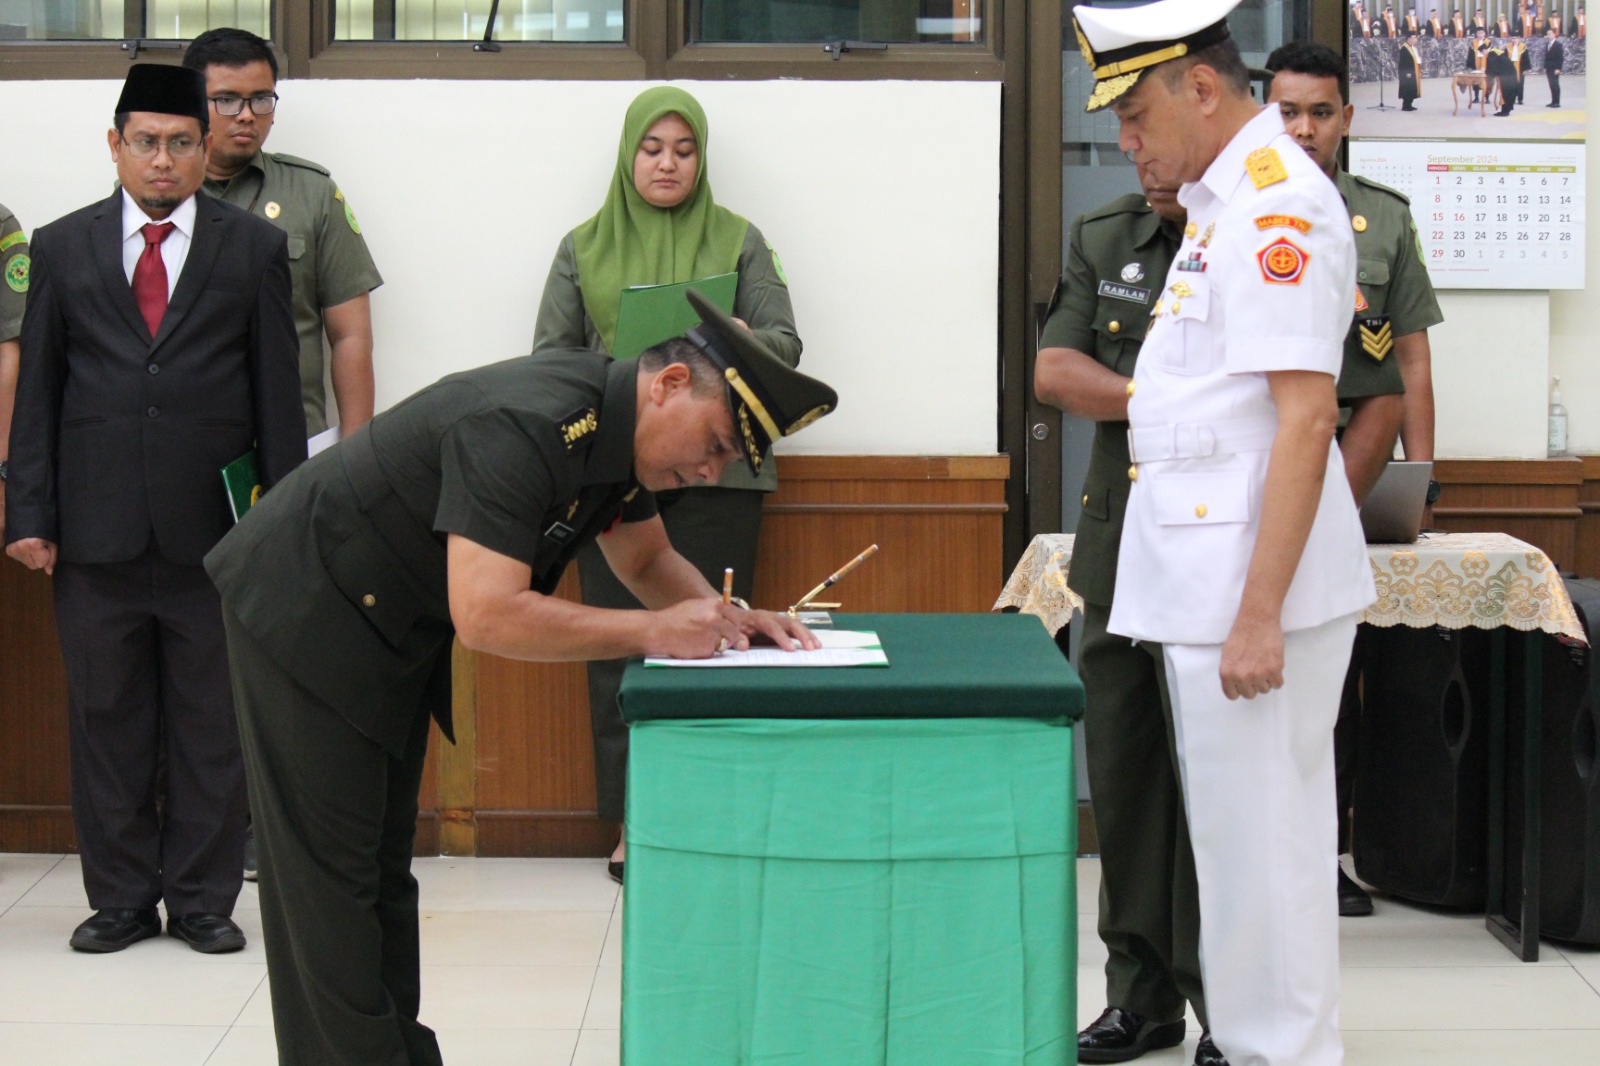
left=0, top=202, right=27, bottom=342
left=532, top=222, right=800, bottom=492
left=1335, top=168, right=1443, bottom=402
left=203, top=152, right=383, bottom=435
left=206, top=349, right=655, bottom=755
left=1039, top=194, right=1184, bottom=607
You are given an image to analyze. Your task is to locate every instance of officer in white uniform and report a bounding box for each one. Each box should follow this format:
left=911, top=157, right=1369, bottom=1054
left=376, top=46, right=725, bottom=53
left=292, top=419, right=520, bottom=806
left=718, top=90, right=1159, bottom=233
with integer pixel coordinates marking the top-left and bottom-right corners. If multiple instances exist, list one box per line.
left=1072, top=3, right=1377, bottom=1064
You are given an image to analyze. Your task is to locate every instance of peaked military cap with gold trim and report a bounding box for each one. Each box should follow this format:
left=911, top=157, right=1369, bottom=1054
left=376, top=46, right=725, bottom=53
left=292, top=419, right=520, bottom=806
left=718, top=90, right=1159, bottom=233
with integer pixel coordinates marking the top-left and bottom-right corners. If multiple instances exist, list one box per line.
left=1073, top=0, right=1245, bottom=112
left=682, top=289, right=838, bottom=477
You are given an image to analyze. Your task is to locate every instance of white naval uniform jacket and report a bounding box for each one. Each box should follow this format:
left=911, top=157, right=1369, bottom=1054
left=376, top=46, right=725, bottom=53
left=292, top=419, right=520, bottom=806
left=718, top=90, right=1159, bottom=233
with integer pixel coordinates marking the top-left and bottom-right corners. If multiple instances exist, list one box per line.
left=1108, top=106, right=1376, bottom=647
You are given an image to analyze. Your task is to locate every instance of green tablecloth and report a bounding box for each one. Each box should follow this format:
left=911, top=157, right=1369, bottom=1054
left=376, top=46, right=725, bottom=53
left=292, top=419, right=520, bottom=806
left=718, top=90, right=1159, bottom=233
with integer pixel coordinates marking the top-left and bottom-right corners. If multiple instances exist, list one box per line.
left=617, top=611, right=1084, bottom=722
left=619, top=613, right=1082, bottom=1065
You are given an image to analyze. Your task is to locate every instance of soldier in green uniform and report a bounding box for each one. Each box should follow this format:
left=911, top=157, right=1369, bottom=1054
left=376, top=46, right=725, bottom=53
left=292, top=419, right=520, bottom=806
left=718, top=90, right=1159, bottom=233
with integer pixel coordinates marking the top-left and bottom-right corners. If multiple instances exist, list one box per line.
left=184, top=28, right=382, bottom=438
left=533, top=85, right=802, bottom=880
left=1036, top=165, right=1227, bottom=1066
left=1267, top=40, right=1445, bottom=917
left=206, top=291, right=835, bottom=1065
left=0, top=202, right=26, bottom=539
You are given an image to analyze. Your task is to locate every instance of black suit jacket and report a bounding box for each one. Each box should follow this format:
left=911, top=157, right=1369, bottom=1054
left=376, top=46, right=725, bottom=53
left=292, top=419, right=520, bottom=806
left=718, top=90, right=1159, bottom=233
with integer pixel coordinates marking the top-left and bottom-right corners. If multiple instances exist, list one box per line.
left=1547, top=40, right=1565, bottom=71
left=6, top=190, right=305, bottom=566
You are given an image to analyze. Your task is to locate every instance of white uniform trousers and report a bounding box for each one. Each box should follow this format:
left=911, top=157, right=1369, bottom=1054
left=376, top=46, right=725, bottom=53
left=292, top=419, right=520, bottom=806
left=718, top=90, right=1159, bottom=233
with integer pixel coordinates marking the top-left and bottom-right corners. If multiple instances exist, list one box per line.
left=1163, top=613, right=1358, bottom=1066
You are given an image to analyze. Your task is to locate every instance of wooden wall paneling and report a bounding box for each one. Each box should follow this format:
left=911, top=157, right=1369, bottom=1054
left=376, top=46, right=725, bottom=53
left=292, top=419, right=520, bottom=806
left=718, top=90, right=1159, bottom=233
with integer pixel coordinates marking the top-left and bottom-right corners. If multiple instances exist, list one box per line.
left=1577, top=455, right=1600, bottom=579
left=0, top=563, right=75, bottom=852
left=1432, top=457, right=1584, bottom=569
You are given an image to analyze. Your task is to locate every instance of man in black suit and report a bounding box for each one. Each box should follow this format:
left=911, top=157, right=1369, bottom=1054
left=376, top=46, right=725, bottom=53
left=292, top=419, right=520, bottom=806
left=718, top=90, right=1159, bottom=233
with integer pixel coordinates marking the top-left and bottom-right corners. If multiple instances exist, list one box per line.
left=4, top=64, right=304, bottom=955
left=1546, top=26, right=1565, bottom=105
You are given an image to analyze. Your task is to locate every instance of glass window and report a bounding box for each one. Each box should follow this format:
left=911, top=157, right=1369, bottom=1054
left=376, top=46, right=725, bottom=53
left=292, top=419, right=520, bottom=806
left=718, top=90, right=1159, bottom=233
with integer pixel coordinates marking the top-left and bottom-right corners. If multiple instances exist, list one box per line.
left=692, top=1, right=984, bottom=44
left=335, top=0, right=624, bottom=42
left=0, top=1, right=270, bottom=40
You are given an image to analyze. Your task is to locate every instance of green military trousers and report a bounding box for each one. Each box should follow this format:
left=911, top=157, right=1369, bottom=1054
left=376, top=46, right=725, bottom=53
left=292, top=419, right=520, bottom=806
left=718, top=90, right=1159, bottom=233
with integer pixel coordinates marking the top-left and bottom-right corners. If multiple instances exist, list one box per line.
left=1079, top=602, right=1208, bottom=1028
left=225, top=608, right=443, bottom=1066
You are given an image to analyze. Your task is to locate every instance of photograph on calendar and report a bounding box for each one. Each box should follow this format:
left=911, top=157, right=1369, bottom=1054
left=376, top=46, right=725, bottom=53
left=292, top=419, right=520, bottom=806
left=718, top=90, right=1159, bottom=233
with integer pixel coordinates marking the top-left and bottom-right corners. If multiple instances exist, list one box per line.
left=1345, top=2, right=1586, bottom=289
left=1346, top=1, right=1586, bottom=138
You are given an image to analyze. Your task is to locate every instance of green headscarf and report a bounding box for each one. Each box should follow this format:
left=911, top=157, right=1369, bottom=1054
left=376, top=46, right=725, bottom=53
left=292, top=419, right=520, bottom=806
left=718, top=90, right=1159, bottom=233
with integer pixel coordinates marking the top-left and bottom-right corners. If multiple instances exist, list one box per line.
left=573, top=86, right=751, bottom=355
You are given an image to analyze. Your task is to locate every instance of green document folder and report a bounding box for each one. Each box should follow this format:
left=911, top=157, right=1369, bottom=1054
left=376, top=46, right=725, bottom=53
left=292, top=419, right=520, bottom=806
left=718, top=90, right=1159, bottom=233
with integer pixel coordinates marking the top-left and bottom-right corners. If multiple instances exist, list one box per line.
left=221, top=450, right=261, bottom=524
left=611, top=272, right=738, bottom=360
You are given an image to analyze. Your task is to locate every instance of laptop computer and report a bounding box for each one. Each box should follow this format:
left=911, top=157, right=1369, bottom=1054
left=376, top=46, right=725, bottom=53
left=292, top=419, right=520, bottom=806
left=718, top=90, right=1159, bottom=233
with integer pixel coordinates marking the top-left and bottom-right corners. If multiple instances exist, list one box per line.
left=1359, top=461, right=1433, bottom=544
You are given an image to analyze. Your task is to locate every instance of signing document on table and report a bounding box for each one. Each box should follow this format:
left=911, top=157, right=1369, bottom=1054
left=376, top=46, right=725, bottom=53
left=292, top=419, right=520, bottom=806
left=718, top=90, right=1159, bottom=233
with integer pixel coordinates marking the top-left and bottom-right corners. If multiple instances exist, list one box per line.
left=646, top=628, right=887, bottom=667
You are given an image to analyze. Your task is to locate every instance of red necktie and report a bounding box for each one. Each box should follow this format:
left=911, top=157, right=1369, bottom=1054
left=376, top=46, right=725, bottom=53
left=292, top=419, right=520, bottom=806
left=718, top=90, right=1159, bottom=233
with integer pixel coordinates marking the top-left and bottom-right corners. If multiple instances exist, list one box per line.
left=132, top=222, right=175, bottom=338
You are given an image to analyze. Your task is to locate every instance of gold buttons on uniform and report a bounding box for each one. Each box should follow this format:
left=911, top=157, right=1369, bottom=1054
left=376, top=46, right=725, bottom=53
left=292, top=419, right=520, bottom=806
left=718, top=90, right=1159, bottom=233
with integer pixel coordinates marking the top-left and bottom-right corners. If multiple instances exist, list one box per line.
left=1352, top=214, right=1368, bottom=233
left=1082, top=495, right=1090, bottom=506
left=1108, top=320, right=1121, bottom=334
left=1126, top=380, right=1136, bottom=398
left=1185, top=222, right=1198, bottom=239
left=1195, top=504, right=1209, bottom=518
left=265, top=201, right=281, bottom=219
left=362, top=594, right=376, bottom=607
left=1128, top=465, right=1139, bottom=482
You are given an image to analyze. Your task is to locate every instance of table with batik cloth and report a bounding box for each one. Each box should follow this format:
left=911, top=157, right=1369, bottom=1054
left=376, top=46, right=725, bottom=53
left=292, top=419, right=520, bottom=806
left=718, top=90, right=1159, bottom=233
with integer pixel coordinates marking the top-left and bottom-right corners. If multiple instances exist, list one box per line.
left=995, top=531, right=1587, bottom=962
left=615, top=613, right=1084, bottom=1066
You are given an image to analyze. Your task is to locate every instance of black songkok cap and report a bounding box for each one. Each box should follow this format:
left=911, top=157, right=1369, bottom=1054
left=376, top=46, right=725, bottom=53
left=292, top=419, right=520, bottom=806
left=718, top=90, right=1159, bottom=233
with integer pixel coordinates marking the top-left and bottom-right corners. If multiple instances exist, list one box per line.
left=115, top=64, right=208, bottom=127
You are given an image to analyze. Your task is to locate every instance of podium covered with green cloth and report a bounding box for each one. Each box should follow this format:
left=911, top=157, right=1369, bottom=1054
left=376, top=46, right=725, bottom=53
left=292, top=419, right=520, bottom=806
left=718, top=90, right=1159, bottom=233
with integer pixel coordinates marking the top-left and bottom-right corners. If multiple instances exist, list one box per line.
left=617, top=613, right=1084, bottom=1065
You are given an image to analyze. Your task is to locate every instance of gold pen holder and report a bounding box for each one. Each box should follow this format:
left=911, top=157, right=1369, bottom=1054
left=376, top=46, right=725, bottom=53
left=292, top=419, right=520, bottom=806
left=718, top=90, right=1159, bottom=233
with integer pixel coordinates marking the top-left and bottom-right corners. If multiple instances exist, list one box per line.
left=788, top=601, right=842, bottom=616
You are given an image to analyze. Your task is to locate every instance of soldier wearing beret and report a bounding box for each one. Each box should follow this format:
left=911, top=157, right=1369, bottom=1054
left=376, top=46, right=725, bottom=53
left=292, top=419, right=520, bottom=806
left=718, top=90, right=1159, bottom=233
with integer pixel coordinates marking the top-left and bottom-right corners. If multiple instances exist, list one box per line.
left=1267, top=41, right=1445, bottom=921
left=205, top=291, right=834, bottom=1065
left=1072, top=1, right=1374, bottom=1061
left=0, top=202, right=26, bottom=540
left=184, top=27, right=382, bottom=440
left=1035, top=169, right=1222, bottom=1066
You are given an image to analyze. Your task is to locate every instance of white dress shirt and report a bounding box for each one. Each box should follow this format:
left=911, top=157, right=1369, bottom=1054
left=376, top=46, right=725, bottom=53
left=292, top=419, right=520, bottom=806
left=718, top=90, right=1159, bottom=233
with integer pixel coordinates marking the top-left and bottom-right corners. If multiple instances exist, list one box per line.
left=121, top=190, right=196, bottom=299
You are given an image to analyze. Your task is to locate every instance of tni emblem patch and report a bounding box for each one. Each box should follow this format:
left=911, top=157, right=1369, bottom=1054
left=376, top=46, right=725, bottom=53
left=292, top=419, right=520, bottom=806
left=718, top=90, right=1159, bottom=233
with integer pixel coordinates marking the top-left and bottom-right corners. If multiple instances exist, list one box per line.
left=1257, top=238, right=1309, bottom=285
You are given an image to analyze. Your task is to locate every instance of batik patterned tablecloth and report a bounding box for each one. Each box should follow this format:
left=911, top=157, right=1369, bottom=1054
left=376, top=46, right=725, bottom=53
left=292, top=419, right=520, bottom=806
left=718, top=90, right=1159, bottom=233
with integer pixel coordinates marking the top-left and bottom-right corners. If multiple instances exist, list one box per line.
left=996, top=531, right=1587, bottom=644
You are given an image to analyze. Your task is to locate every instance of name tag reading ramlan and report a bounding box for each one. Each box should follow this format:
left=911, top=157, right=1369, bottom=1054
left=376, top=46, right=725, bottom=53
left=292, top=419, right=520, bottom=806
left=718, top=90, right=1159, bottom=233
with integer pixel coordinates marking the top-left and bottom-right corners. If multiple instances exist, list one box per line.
left=1098, top=280, right=1152, bottom=304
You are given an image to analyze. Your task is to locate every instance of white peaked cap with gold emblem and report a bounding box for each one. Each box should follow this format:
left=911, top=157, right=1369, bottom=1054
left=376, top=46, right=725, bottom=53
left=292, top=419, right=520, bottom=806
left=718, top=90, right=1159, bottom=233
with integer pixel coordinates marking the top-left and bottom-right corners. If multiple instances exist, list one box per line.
left=1072, top=0, right=1246, bottom=113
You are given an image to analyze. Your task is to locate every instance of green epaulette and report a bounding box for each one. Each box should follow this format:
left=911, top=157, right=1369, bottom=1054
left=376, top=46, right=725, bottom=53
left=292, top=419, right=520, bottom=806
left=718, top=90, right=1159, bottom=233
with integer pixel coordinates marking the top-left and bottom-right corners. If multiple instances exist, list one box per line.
left=1347, top=171, right=1412, bottom=207
left=1079, top=193, right=1154, bottom=227
left=269, top=152, right=332, bottom=177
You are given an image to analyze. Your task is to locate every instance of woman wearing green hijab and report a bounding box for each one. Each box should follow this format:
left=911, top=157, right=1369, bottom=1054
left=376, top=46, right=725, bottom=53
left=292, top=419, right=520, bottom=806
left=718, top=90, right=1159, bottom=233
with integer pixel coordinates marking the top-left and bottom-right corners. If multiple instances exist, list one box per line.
left=533, top=86, right=802, bottom=882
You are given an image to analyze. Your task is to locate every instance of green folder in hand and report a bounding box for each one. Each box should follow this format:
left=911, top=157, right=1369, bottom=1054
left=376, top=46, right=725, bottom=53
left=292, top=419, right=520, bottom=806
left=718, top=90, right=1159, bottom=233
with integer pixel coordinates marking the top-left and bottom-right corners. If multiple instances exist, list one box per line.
left=221, top=450, right=261, bottom=524
left=611, top=272, right=738, bottom=360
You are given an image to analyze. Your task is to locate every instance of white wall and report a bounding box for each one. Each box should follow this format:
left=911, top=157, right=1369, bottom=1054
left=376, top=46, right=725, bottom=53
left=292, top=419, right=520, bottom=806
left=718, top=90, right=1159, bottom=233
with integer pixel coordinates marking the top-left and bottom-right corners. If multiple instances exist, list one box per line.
left=0, top=78, right=1002, bottom=458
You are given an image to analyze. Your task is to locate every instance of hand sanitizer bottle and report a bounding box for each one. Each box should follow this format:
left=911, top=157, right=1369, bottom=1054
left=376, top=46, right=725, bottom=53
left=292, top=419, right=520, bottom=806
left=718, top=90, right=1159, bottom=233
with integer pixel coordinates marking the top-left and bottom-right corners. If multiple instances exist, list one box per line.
left=1549, top=376, right=1569, bottom=458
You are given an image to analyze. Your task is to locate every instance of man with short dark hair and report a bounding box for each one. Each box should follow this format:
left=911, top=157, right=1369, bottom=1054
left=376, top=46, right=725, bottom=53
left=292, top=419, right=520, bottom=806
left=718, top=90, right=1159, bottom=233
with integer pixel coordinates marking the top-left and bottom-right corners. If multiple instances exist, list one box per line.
left=207, top=292, right=834, bottom=1064
left=1398, top=32, right=1426, bottom=109
left=1545, top=26, right=1565, bottom=106
left=183, top=28, right=381, bottom=441
left=1073, top=1, right=1374, bottom=1060
left=5, top=64, right=304, bottom=956
left=1266, top=39, right=1445, bottom=922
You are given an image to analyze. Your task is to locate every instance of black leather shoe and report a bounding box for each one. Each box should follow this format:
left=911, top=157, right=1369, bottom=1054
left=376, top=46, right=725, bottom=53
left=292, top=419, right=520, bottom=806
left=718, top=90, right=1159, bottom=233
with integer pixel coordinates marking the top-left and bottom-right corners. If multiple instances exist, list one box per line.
left=1078, top=1006, right=1185, bottom=1063
left=1338, top=866, right=1374, bottom=917
left=1195, top=1030, right=1229, bottom=1066
left=607, top=860, right=624, bottom=885
left=68, top=908, right=161, bottom=953
left=167, top=913, right=246, bottom=954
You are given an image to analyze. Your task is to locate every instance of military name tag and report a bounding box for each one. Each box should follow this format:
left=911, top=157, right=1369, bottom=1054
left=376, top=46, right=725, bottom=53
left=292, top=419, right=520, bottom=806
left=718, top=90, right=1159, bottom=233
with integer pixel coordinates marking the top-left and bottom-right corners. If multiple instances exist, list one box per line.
left=1098, top=280, right=1152, bottom=304
left=543, top=520, right=576, bottom=547
left=1358, top=316, right=1394, bottom=362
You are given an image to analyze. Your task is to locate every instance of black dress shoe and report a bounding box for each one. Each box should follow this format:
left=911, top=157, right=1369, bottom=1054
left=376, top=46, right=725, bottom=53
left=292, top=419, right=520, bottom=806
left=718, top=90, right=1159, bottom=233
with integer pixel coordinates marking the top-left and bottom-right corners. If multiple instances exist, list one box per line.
left=1078, top=1006, right=1185, bottom=1063
left=68, top=908, right=162, bottom=953
left=1195, top=1030, right=1230, bottom=1066
left=607, top=860, right=624, bottom=885
left=1338, top=866, right=1374, bottom=917
left=167, top=913, right=246, bottom=954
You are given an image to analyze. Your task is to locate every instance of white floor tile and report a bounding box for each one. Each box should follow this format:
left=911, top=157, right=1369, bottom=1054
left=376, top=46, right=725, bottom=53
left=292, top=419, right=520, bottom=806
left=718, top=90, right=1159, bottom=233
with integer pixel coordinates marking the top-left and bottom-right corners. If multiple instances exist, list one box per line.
left=419, top=909, right=610, bottom=968
left=420, top=963, right=596, bottom=1030
left=436, top=1027, right=579, bottom=1064
left=9, top=854, right=259, bottom=912
left=585, top=963, right=621, bottom=1030
left=1340, top=1027, right=1600, bottom=1063
left=1341, top=965, right=1600, bottom=1030
left=0, top=947, right=265, bottom=1026
left=0, top=1021, right=226, bottom=1065
left=413, top=857, right=620, bottom=913
left=1076, top=857, right=1100, bottom=915
left=574, top=1026, right=621, bottom=1066
left=0, top=905, right=266, bottom=964
left=204, top=1024, right=279, bottom=1066
left=1340, top=897, right=1573, bottom=967
left=0, top=854, right=62, bottom=911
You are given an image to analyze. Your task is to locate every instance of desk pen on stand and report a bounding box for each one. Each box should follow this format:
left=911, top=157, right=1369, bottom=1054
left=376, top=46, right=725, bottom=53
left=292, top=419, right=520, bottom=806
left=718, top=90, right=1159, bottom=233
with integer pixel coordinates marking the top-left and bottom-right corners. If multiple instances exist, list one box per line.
left=790, top=544, right=879, bottom=615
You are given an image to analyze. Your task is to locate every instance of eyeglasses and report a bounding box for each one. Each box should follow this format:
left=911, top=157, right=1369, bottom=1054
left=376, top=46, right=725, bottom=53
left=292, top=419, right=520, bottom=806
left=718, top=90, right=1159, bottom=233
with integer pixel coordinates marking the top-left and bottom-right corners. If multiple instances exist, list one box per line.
left=120, top=134, right=203, bottom=160
left=208, top=93, right=279, bottom=116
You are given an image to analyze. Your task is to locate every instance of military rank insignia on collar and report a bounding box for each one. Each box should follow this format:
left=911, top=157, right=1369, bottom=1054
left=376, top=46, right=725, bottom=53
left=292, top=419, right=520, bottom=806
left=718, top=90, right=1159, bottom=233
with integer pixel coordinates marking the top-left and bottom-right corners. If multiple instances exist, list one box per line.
left=558, top=407, right=599, bottom=451
left=1358, top=316, right=1394, bottom=362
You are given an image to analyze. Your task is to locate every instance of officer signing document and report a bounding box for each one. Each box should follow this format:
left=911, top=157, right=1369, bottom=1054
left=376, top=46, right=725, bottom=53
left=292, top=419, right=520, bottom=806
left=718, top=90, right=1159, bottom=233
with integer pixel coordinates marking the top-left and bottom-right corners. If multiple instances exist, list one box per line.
left=205, top=290, right=835, bottom=1065
left=1073, top=1, right=1375, bottom=1063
